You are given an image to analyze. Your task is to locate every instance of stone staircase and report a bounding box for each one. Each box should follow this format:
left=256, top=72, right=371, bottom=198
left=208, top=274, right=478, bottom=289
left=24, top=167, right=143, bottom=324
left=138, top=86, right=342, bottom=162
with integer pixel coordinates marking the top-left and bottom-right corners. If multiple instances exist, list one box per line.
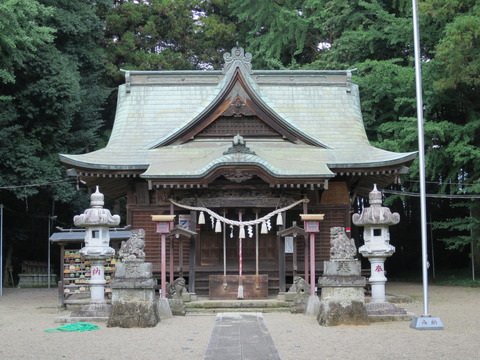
left=184, top=296, right=292, bottom=314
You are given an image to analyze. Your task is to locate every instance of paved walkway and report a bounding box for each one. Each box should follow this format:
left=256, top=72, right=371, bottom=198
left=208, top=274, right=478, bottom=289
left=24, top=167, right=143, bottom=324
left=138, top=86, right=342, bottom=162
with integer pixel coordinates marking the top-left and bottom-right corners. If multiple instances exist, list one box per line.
left=203, top=312, right=281, bottom=360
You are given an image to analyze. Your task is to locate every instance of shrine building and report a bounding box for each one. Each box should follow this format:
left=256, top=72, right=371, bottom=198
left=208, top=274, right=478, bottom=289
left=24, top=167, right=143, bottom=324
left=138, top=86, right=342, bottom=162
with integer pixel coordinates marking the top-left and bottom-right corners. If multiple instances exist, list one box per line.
left=60, top=47, right=415, bottom=299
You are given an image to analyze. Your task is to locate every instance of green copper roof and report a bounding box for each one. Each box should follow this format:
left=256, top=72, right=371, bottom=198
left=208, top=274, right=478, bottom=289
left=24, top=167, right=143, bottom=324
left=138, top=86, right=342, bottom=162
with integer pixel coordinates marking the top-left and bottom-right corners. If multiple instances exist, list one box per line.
left=60, top=47, right=416, bottom=182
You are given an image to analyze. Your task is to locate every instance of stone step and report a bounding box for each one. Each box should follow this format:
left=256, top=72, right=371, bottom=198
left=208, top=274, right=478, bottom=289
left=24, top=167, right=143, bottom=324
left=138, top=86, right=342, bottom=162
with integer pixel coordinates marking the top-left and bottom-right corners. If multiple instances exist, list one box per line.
left=185, top=298, right=292, bottom=314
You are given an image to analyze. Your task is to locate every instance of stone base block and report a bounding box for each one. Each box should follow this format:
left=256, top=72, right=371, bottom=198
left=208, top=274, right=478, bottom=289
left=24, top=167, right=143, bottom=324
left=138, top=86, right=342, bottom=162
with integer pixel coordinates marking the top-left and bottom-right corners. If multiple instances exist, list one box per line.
left=182, top=292, right=197, bottom=302
left=169, top=298, right=186, bottom=316
left=366, top=301, right=414, bottom=322
left=323, top=260, right=361, bottom=276
left=410, top=316, right=444, bottom=330
left=107, top=301, right=158, bottom=328
left=70, top=303, right=111, bottom=318
left=318, top=301, right=369, bottom=326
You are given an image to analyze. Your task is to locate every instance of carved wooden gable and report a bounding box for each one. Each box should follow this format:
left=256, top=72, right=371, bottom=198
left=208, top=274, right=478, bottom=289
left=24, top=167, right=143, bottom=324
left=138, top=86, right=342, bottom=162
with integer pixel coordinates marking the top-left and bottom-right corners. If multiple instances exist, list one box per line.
left=196, top=96, right=282, bottom=139
left=156, top=47, right=324, bottom=147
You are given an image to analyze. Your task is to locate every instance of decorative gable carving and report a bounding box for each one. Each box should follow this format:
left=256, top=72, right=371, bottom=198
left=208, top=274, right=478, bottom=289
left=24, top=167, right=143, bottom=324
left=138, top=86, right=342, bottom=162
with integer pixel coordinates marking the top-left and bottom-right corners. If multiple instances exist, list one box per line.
left=154, top=47, right=327, bottom=148
left=222, top=97, right=255, bottom=117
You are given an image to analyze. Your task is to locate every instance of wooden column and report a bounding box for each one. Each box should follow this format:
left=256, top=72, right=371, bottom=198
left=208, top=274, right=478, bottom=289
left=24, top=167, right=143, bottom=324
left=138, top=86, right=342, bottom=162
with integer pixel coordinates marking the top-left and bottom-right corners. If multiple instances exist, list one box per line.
left=189, top=210, right=197, bottom=293
left=303, top=202, right=309, bottom=283
left=309, top=232, right=315, bottom=296
left=169, top=237, right=174, bottom=283
left=161, top=233, right=166, bottom=298
left=278, top=213, right=286, bottom=293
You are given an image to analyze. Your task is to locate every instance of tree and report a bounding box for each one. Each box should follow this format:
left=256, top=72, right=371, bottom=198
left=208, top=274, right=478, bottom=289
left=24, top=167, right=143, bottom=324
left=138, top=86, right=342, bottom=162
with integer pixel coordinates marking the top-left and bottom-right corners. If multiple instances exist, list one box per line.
left=0, top=0, right=113, bottom=270
left=0, top=0, right=55, bottom=90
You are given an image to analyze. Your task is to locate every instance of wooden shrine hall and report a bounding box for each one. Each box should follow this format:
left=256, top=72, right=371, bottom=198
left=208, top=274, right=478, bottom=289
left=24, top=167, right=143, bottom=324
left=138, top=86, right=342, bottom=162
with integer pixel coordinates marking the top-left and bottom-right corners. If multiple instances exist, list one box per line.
left=60, top=47, right=415, bottom=299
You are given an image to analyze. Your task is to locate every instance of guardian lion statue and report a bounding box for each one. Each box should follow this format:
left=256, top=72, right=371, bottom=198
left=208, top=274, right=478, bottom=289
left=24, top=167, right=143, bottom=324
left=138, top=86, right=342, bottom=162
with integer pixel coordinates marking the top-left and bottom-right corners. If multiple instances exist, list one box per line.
left=288, top=276, right=311, bottom=295
left=119, top=229, right=146, bottom=261
left=329, top=227, right=357, bottom=260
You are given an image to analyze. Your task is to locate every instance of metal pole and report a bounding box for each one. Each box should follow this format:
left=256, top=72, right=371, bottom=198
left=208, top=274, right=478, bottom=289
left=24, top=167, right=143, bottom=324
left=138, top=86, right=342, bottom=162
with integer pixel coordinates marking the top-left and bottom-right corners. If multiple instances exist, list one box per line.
left=1, top=204, right=3, bottom=296
left=412, top=0, right=430, bottom=317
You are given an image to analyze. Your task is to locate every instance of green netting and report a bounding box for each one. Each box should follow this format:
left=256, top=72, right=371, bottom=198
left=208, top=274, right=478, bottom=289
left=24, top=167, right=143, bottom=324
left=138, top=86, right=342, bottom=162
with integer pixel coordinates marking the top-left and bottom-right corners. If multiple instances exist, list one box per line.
left=44, top=322, right=100, bottom=333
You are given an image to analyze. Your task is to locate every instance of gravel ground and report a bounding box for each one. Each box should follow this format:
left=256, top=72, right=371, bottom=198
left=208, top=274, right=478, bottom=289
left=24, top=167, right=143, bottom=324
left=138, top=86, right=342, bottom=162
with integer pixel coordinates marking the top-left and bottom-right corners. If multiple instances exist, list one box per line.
left=0, top=282, right=479, bottom=360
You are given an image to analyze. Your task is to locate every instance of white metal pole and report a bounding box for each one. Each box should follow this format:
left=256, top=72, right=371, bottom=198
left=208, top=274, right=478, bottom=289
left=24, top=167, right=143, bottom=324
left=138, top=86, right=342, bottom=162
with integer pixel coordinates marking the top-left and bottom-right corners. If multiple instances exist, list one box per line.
left=412, top=0, right=430, bottom=317
left=48, top=216, right=51, bottom=289
left=1, top=204, right=3, bottom=296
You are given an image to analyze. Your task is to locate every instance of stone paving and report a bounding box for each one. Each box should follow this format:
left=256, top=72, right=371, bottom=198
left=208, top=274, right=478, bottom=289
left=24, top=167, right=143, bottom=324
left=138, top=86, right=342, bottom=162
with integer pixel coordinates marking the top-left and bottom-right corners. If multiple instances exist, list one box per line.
left=203, top=312, right=281, bottom=360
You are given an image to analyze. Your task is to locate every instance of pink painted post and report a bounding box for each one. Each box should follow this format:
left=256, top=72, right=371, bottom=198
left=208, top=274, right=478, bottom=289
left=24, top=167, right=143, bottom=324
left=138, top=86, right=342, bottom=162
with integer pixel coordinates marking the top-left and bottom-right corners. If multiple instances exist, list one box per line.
left=300, top=213, right=324, bottom=296
left=304, top=237, right=309, bottom=284
left=303, top=202, right=309, bottom=285
left=169, top=237, right=174, bottom=284
left=161, top=233, right=166, bottom=298
left=239, top=211, right=243, bottom=277
left=310, top=232, right=315, bottom=296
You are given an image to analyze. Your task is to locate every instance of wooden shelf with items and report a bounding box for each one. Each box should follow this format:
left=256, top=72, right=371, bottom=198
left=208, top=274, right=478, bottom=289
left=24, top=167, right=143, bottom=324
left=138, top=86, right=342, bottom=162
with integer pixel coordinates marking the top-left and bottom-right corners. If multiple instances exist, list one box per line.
left=61, top=250, right=120, bottom=298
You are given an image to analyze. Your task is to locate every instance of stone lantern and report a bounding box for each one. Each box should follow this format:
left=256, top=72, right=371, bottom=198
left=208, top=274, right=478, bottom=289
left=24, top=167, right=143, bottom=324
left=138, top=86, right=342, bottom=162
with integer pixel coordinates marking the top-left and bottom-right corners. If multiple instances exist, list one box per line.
left=352, top=184, right=398, bottom=304
left=73, top=186, right=120, bottom=316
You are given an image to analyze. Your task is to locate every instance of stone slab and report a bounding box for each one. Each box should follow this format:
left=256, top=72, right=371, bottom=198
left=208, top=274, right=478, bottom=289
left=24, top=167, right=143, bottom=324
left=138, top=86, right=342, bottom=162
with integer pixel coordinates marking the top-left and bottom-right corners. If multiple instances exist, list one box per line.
left=157, top=297, right=173, bottom=320
left=323, top=260, right=361, bottom=276
left=304, top=295, right=321, bottom=317
left=114, top=262, right=153, bottom=278
left=203, top=312, right=280, bottom=360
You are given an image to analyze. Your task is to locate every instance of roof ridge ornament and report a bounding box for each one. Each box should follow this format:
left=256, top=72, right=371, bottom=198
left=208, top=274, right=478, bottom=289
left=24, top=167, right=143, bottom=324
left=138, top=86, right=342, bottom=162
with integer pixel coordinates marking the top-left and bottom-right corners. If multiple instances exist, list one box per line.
left=223, top=134, right=256, bottom=155
left=222, top=47, right=252, bottom=74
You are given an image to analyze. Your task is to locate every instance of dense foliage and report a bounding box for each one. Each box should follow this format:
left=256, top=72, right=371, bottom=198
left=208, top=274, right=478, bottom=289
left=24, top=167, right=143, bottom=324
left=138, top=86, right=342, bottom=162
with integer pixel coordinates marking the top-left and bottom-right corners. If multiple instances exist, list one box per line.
left=1, top=0, right=479, bottom=282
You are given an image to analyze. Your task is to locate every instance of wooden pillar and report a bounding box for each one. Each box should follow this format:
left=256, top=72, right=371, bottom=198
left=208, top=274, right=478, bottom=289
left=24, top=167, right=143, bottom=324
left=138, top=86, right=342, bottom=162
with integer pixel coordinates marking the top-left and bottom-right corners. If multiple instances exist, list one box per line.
left=278, top=212, right=286, bottom=293
left=309, top=232, right=315, bottom=296
left=169, top=237, right=174, bottom=283
left=303, top=202, right=309, bottom=283
left=161, top=233, right=166, bottom=298
left=169, top=203, right=175, bottom=283
left=179, top=237, right=183, bottom=277
left=189, top=210, right=197, bottom=293
left=293, top=237, right=297, bottom=277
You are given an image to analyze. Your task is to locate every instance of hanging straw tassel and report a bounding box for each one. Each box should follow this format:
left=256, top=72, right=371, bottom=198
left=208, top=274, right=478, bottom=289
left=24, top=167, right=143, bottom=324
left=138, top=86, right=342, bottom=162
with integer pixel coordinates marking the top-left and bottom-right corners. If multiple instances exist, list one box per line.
left=276, top=212, right=283, bottom=226
left=215, top=219, right=222, bottom=233
left=239, top=225, right=246, bottom=239
left=261, top=221, right=268, bottom=234
left=198, top=211, right=205, bottom=225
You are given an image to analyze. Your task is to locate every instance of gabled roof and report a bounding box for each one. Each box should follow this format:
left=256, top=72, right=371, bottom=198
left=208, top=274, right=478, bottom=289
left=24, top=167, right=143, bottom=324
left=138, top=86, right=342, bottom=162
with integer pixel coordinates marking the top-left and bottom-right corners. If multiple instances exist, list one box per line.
left=60, top=47, right=416, bottom=192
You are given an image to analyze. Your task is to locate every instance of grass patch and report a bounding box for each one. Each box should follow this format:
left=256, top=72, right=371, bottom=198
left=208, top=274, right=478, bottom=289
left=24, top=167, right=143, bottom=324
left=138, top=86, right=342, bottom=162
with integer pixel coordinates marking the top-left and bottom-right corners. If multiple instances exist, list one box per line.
left=436, top=276, right=480, bottom=287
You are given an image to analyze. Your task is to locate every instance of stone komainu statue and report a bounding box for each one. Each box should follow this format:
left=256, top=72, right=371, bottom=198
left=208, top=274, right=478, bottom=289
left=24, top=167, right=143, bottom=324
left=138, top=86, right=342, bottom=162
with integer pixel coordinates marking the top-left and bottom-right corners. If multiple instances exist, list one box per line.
left=119, top=229, right=146, bottom=261
left=329, top=227, right=357, bottom=260
left=166, top=277, right=188, bottom=299
left=288, top=276, right=311, bottom=295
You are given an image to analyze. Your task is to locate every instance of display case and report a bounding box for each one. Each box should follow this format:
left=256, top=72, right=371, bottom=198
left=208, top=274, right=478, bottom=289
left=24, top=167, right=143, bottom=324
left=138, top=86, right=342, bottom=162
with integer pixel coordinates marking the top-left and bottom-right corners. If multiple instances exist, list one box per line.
left=62, top=250, right=119, bottom=297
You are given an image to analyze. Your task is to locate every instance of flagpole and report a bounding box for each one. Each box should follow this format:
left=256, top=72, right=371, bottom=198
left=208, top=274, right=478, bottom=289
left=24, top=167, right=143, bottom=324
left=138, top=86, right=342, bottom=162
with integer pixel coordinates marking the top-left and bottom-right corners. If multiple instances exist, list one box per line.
left=410, top=0, right=443, bottom=330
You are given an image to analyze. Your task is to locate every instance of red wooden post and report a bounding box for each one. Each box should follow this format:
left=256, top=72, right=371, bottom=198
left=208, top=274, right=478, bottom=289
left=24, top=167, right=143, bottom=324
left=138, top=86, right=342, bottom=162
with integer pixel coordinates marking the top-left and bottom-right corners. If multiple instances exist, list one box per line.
left=304, top=237, right=309, bottom=285
left=310, top=232, right=315, bottom=296
left=152, top=215, right=176, bottom=299
left=161, top=233, right=166, bottom=298
left=169, top=237, right=174, bottom=283
left=300, top=214, right=324, bottom=296
left=303, top=202, right=309, bottom=284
